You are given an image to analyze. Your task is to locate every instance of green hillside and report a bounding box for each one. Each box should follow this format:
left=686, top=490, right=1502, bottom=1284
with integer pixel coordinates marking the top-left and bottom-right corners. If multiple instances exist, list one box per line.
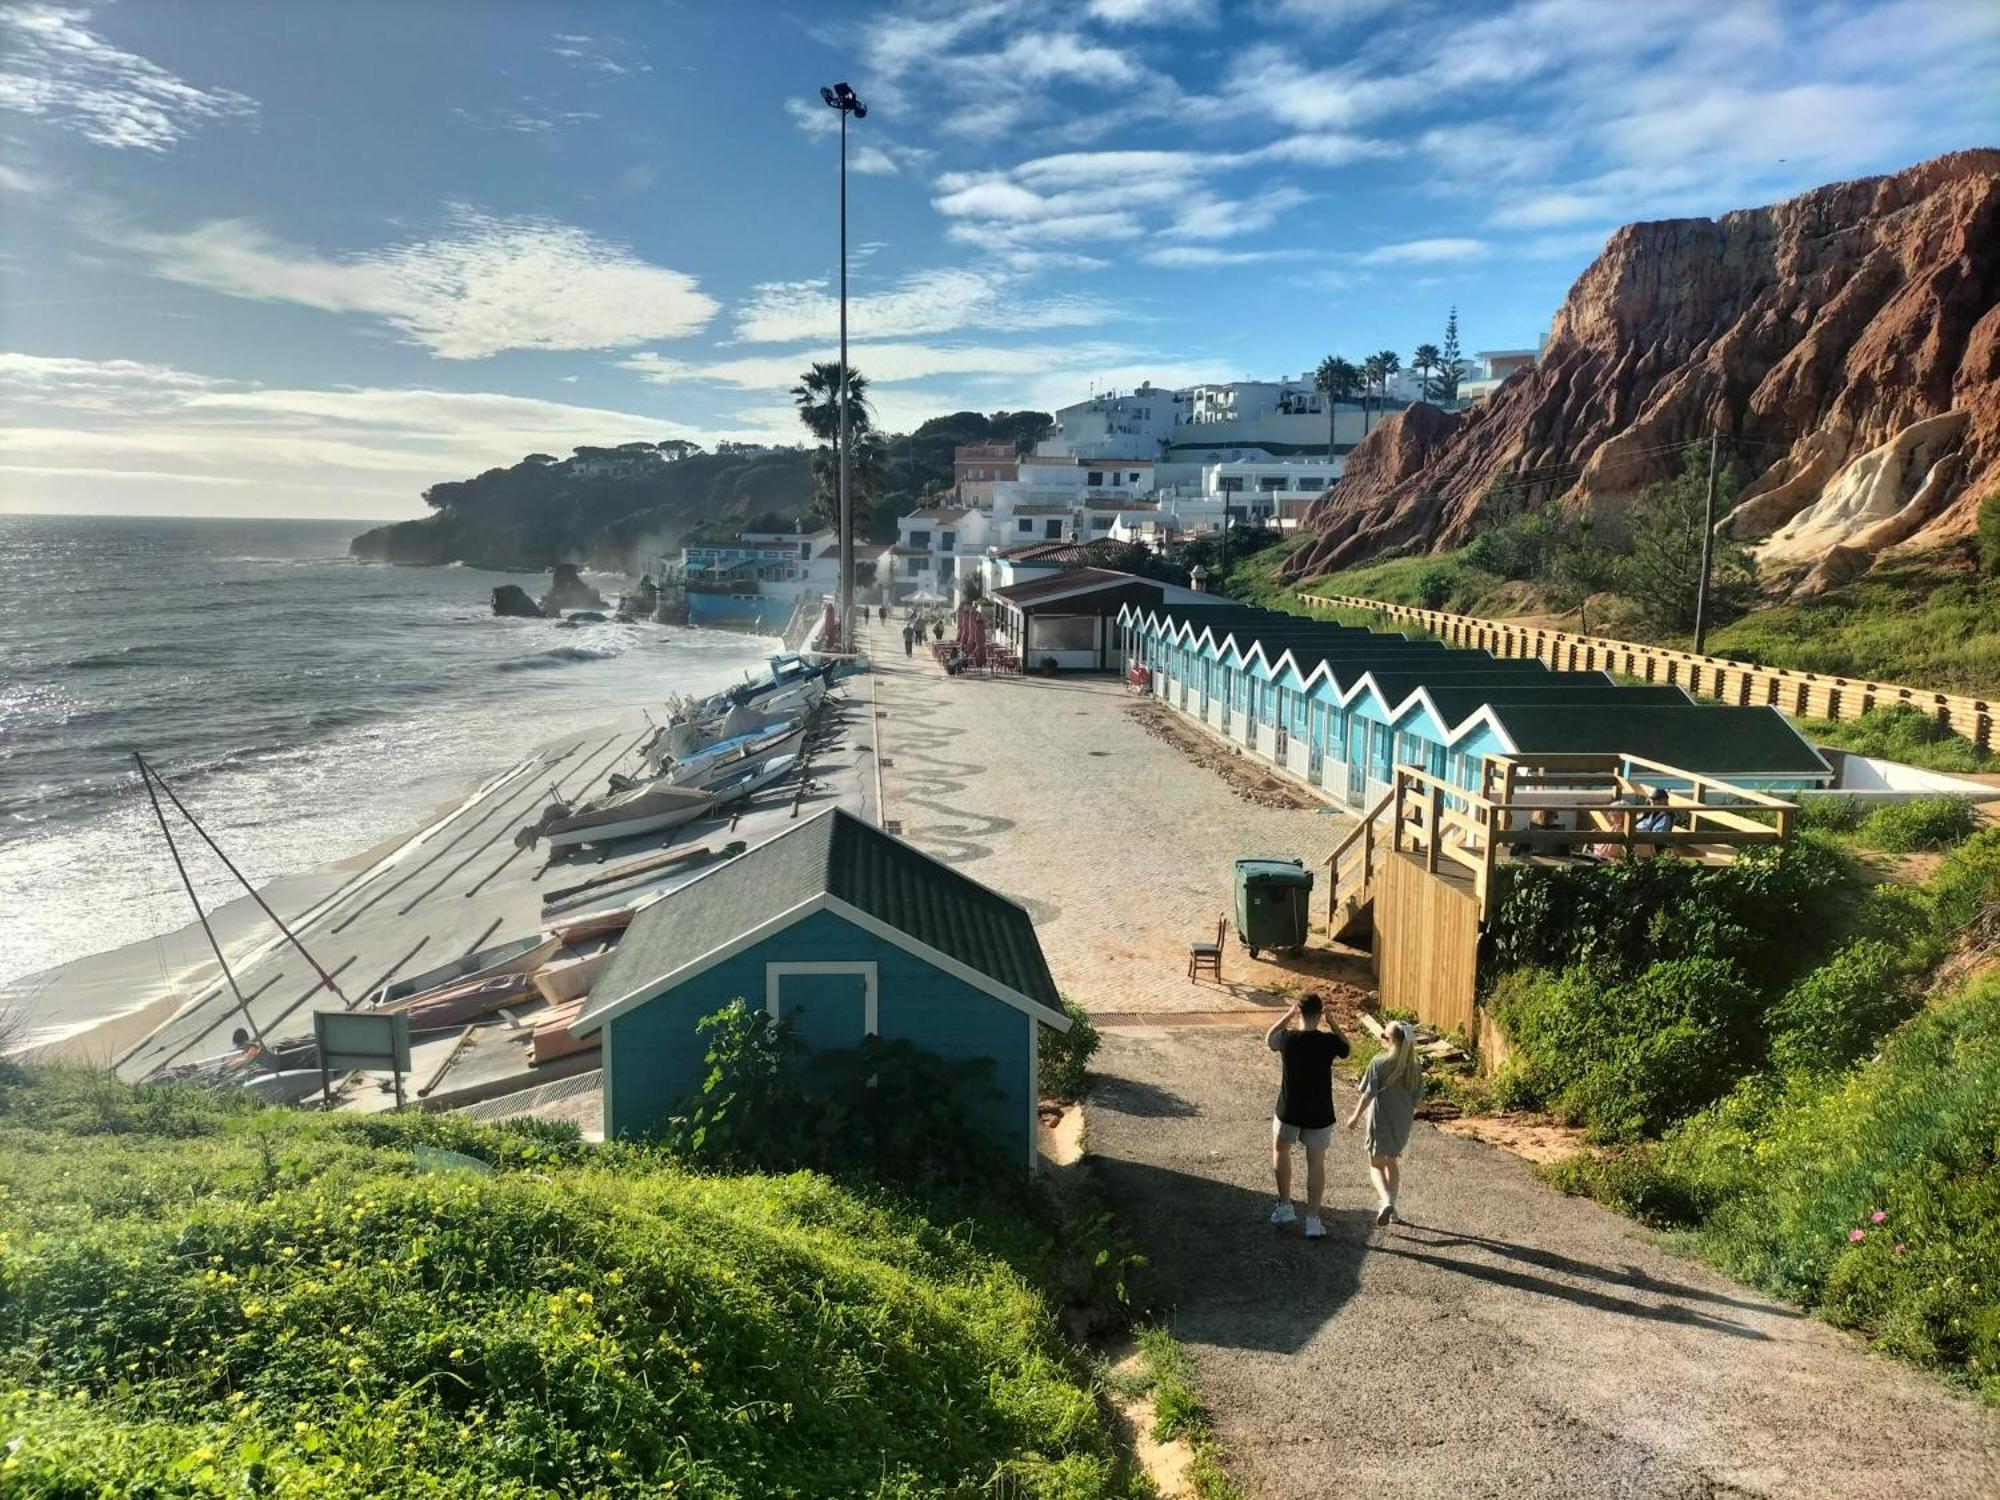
left=0, top=1070, right=1139, bottom=1498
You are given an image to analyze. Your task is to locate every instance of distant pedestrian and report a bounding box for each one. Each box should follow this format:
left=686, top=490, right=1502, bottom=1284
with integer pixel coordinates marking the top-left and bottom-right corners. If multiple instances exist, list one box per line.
left=1267, top=993, right=1350, bottom=1240
left=1349, top=1020, right=1423, bottom=1226
left=902, top=625, right=914, bottom=657
left=932, top=620, right=944, bottom=642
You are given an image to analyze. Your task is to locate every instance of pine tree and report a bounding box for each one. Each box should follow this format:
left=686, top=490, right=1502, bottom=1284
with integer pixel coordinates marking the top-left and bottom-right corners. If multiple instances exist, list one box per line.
left=1434, top=308, right=1463, bottom=402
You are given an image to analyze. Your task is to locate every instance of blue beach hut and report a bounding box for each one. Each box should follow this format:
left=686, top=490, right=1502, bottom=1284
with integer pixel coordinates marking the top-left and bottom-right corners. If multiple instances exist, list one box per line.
left=569, top=807, right=1069, bottom=1167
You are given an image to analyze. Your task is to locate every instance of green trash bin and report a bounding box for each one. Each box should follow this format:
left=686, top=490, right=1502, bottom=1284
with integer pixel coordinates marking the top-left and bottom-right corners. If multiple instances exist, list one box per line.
left=1234, top=858, right=1314, bottom=958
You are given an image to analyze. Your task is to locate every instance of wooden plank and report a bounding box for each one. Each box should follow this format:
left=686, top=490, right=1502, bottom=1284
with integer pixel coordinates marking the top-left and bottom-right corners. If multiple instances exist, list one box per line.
left=1374, top=850, right=1480, bottom=1039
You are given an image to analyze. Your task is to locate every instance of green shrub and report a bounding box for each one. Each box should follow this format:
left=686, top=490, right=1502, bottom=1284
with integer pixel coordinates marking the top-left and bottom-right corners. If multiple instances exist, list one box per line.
left=1929, top=826, right=2000, bottom=935
left=1767, top=939, right=1923, bottom=1076
left=1798, top=796, right=1866, bottom=834
left=1978, top=494, right=2000, bottom=574
left=1487, top=959, right=1762, bottom=1141
left=0, top=1068, right=1140, bottom=1497
left=1539, top=1145, right=1708, bottom=1227
left=1488, top=838, right=1850, bottom=994
left=1802, top=704, right=1996, bottom=774
left=1856, top=795, right=1978, bottom=853
left=1413, top=565, right=1454, bottom=610
left=1694, top=974, right=2000, bottom=1401
left=1040, top=996, right=1101, bottom=1102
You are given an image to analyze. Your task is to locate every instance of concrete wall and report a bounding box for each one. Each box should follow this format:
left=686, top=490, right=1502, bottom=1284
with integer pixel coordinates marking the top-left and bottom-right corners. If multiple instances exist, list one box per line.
left=605, top=909, right=1036, bottom=1163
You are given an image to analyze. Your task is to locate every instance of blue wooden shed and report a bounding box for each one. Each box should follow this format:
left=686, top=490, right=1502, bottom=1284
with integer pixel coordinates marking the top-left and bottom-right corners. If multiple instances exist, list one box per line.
left=569, top=807, right=1070, bottom=1167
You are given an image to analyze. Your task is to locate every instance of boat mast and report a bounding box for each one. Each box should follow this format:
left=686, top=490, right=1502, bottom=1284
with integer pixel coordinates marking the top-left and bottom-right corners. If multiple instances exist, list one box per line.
left=135, top=752, right=270, bottom=1054
left=135, top=753, right=350, bottom=1006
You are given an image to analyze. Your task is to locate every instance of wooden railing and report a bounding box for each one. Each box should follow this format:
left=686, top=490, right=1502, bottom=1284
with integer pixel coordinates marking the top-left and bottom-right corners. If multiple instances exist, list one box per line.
left=1390, top=752, right=1798, bottom=918
left=1300, top=593, right=1993, bottom=753
left=1324, top=787, right=1394, bottom=928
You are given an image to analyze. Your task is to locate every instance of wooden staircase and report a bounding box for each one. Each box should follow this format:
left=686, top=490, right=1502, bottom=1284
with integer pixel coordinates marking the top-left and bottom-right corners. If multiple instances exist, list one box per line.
left=1323, top=789, right=1394, bottom=946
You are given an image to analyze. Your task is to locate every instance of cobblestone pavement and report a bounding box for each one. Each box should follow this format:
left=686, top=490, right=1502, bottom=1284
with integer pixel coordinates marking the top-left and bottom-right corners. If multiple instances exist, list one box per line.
left=867, top=620, right=2000, bottom=1499
left=863, top=619, right=1361, bottom=1016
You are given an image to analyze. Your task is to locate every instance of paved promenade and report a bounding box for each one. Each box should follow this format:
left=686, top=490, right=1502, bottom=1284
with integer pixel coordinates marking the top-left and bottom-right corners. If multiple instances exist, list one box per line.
left=864, top=619, right=1356, bottom=1016
left=868, top=624, right=2000, bottom=1500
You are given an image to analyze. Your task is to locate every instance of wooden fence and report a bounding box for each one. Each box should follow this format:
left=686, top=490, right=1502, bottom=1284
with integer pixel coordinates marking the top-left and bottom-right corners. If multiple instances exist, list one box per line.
left=1302, top=594, right=1994, bottom=753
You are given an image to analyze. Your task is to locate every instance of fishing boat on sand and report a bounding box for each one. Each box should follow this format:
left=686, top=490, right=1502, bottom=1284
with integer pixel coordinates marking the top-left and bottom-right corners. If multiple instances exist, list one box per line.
left=365, top=932, right=560, bottom=1009
left=662, top=720, right=807, bottom=788
left=703, top=752, right=799, bottom=807
left=542, top=780, right=715, bottom=848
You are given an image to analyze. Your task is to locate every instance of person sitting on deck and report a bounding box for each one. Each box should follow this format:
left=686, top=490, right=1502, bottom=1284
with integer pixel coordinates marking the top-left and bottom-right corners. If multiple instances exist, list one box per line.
left=1632, top=787, right=1675, bottom=859
left=1266, top=993, right=1351, bottom=1240
left=1510, top=806, right=1569, bottom=859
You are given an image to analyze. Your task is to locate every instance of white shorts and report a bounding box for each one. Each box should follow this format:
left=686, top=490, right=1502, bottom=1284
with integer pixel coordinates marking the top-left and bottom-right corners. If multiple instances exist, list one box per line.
left=1273, top=1117, right=1333, bottom=1151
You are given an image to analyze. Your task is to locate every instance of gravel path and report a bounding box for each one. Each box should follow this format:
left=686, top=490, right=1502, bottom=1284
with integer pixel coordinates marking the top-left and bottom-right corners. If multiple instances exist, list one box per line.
left=867, top=627, right=2000, bottom=1498
left=1090, top=1027, right=2000, bottom=1500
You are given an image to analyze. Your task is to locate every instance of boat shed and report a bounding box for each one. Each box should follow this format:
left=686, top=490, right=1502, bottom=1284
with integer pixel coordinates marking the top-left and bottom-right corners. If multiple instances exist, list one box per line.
left=1117, top=599, right=1832, bottom=803
left=992, top=568, right=1209, bottom=672
left=569, top=807, right=1067, bottom=1167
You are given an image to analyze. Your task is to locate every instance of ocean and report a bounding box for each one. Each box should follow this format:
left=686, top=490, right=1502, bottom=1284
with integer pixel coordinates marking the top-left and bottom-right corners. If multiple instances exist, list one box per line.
left=0, top=514, right=778, bottom=993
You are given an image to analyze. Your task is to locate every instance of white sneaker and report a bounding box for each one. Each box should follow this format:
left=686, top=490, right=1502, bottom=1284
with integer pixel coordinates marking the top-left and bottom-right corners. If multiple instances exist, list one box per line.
left=1270, top=1201, right=1297, bottom=1226
left=1375, top=1203, right=1394, bottom=1227
left=1303, top=1216, right=1326, bottom=1240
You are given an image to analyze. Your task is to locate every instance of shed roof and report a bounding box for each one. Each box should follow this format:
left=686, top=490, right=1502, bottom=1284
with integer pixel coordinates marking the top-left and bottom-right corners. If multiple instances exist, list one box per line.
left=993, top=569, right=1165, bottom=612
left=574, top=808, right=1063, bottom=1035
left=1493, top=705, right=1832, bottom=777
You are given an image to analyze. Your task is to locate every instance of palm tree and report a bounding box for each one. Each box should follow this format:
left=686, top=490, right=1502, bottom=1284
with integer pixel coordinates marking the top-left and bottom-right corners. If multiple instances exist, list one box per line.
left=1312, top=355, right=1360, bottom=457
left=1410, top=342, right=1441, bottom=402
left=792, top=363, right=874, bottom=523
left=1372, top=349, right=1401, bottom=411
left=1360, top=353, right=1387, bottom=434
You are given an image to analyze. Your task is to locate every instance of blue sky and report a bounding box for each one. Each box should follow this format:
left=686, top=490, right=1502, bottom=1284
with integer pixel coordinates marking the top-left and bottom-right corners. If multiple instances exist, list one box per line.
left=2, top=0, right=1994, bottom=520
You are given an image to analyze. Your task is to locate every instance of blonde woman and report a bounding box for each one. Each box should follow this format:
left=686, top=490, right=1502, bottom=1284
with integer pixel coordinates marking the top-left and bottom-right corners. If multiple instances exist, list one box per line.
left=1347, top=1021, right=1423, bottom=1226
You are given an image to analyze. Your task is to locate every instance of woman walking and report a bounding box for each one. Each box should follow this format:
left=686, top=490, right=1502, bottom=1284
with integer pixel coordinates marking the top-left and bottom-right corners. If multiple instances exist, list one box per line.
left=1348, top=1020, right=1422, bottom=1226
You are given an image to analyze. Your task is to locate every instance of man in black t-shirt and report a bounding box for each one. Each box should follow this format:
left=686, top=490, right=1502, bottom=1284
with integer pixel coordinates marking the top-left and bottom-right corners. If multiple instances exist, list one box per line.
left=1266, top=992, right=1350, bottom=1239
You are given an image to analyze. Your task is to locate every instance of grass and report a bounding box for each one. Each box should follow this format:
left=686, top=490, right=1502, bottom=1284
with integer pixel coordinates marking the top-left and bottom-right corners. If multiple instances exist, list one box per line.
left=1129, top=1327, right=1243, bottom=1500
left=1798, top=704, right=2000, bottom=774
left=1295, top=548, right=1512, bottom=617
left=0, top=1065, right=1147, bottom=1498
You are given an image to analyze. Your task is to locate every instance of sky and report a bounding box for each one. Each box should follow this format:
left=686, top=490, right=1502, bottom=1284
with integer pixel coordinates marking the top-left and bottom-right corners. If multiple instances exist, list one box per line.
left=1, top=0, right=1994, bottom=521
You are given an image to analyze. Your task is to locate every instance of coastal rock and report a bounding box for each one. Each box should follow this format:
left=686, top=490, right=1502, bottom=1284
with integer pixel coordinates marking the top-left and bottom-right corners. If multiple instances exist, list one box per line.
left=491, top=584, right=543, bottom=618
left=539, top=564, right=606, bottom=615
left=1287, top=149, right=2000, bottom=585
left=565, top=610, right=609, bottom=623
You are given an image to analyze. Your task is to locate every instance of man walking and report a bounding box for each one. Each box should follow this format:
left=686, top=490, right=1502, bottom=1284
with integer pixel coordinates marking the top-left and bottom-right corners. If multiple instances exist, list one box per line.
left=1267, top=993, right=1349, bottom=1239
left=901, top=624, right=914, bottom=657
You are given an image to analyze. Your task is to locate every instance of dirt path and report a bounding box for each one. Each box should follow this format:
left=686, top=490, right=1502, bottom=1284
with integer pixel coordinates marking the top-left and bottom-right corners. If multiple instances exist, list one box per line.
left=1088, top=1027, right=1999, bottom=1500
left=864, top=625, right=2000, bottom=1498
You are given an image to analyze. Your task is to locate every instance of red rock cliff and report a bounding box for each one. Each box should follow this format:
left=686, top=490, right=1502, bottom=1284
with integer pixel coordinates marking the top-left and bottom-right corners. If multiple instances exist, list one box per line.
left=1288, top=149, right=2000, bottom=586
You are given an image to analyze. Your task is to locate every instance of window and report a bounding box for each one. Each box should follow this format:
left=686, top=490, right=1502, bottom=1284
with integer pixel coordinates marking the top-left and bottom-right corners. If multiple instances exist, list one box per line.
left=906, top=529, right=930, bottom=550
left=1044, top=520, right=1063, bottom=538
left=1091, top=515, right=1112, bottom=530
left=1087, top=471, right=1104, bottom=486
left=1017, top=518, right=1033, bottom=532
left=939, top=557, right=955, bottom=578
left=1258, top=475, right=1286, bottom=492
left=798, top=541, right=811, bottom=559
left=938, top=531, right=954, bottom=552
left=1128, top=471, right=1141, bottom=483
left=1295, top=477, right=1324, bottom=490
left=1217, top=475, right=1245, bottom=493
left=908, top=555, right=930, bottom=572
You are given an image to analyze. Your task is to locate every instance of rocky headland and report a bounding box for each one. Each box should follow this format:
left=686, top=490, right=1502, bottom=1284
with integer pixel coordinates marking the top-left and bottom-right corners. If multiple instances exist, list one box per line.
left=1288, top=149, right=2000, bottom=592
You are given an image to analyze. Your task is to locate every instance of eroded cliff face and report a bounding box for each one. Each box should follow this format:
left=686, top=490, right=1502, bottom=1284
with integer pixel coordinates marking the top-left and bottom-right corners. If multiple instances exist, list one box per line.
left=1288, top=150, right=2000, bottom=586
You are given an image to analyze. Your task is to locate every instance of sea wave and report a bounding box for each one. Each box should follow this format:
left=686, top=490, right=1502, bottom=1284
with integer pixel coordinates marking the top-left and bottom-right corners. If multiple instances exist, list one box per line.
left=494, top=643, right=626, bottom=672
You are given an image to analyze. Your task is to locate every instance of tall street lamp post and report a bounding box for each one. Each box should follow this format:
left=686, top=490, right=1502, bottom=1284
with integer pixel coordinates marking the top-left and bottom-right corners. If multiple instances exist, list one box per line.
left=820, top=81, right=866, bottom=650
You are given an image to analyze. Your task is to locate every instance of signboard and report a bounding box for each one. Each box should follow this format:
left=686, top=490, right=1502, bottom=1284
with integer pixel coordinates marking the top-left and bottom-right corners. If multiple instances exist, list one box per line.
left=314, top=1010, right=411, bottom=1108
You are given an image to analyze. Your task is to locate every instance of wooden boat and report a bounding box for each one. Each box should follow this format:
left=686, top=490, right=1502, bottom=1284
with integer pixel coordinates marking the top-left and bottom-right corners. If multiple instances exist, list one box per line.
left=529, top=999, right=595, bottom=1066
left=240, top=1069, right=327, bottom=1104
left=665, top=721, right=807, bottom=788
left=366, top=932, right=559, bottom=1009
left=704, top=752, right=799, bottom=807
left=532, top=938, right=618, bottom=1005
left=543, top=782, right=715, bottom=848
left=397, top=970, right=540, bottom=1031
left=548, top=896, right=661, bottom=945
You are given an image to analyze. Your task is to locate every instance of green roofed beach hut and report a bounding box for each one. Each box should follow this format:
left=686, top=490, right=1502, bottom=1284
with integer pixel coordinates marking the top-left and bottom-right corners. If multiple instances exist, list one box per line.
left=570, top=807, right=1069, bottom=1167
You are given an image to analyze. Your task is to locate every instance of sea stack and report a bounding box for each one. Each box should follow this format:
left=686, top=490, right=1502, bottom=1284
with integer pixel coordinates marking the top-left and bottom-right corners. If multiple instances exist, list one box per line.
left=539, top=563, right=606, bottom=615
left=491, top=584, right=542, bottom=618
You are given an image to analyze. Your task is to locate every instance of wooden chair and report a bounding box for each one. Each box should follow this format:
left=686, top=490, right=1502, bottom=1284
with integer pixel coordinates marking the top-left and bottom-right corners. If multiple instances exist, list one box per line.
left=1187, top=915, right=1225, bottom=982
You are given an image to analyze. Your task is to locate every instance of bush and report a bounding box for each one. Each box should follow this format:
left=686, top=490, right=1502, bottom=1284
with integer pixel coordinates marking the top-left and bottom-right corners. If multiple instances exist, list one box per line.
left=1979, top=493, right=2000, bottom=574
left=1856, top=796, right=1978, bottom=853
left=1928, top=826, right=2000, bottom=935
left=1487, top=838, right=1851, bottom=993
left=1039, top=996, right=1100, bottom=1102
left=1694, top=974, right=2000, bottom=1401
left=1487, top=959, right=1762, bottom=1141
left=1798, top=796, right=1867, bottom=834
left=1767, top=938, right=1923, bottom=1076
left=0, top=1068, right=1140, bottom=1497
left=1413, top=565, right=1454, bottom=610
left=1802, top=704, right=1996, bottom=774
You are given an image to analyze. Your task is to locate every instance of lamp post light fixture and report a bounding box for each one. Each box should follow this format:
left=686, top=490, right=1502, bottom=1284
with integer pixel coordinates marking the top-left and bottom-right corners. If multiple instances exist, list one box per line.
left=820, top=81, right=866, bottom=651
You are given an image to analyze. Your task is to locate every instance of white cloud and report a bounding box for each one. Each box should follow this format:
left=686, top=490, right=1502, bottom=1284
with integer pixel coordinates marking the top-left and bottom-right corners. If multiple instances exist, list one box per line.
left=1163, top=186, right=1309, bottom=240
left=1141, top=246, right=1301, bottom=268
left=0, top=161, right=45, bottom=192
left=132, top=209, right=719, bottom=359
left=546, top=32, right=650, bottom=76
left=623, top=339, right=1153, bottom=391
left=1357, top=237, right=1489, bottom=265
left=0, top=351, right=762, bottom=518
left=1087, top=0, right=1216, bottom=23
left=0, top=3, right=256, bottom=150
left=731, top=268, right=1115, bottom=343
left=1488, top=190, right=1612, bottom=228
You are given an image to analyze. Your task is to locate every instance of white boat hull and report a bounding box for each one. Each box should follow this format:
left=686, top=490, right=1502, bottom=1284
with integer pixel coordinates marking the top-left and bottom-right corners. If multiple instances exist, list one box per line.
left=544, top=794, right=713, bottom=848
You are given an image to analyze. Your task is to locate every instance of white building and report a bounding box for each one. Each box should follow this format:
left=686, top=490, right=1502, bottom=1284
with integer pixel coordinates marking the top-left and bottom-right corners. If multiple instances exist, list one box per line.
left=1045, top=378, right=1371, bottom=478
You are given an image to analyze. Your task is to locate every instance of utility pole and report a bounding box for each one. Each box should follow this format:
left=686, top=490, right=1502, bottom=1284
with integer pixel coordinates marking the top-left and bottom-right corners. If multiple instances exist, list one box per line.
left=1692, top=429, right=1720, bottom=655
left=821, top=82, right=866, bottom=651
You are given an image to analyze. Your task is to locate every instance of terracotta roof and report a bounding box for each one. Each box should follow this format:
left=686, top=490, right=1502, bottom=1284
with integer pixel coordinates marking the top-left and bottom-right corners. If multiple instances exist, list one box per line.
left=996, top=540, right=1096, bottom=563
